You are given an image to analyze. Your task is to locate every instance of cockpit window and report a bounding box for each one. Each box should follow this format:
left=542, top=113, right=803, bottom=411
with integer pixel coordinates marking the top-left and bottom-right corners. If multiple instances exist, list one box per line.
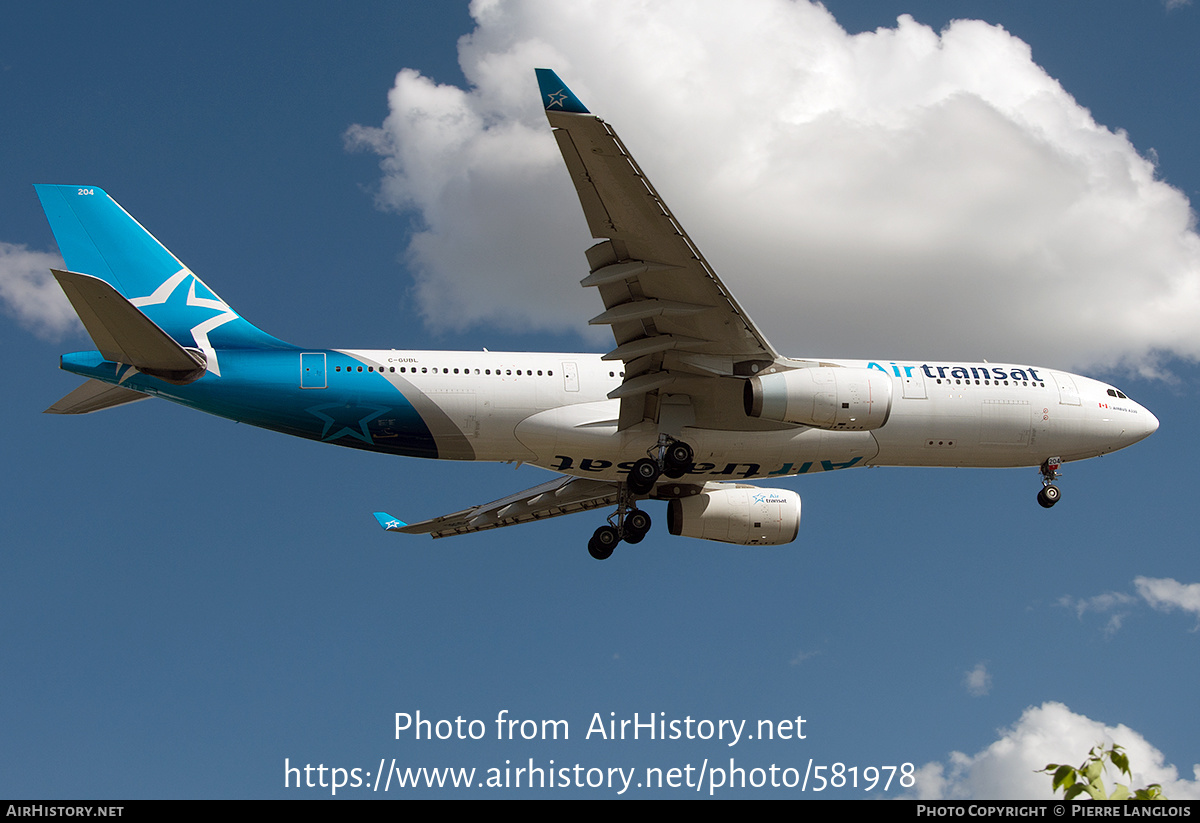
left=1107, top=388, right=1128, bottom=399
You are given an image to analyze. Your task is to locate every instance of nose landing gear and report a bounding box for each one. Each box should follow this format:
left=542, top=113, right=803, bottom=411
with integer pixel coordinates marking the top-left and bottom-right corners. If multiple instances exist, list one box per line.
left=1037, top=457, right=1062, bottom=508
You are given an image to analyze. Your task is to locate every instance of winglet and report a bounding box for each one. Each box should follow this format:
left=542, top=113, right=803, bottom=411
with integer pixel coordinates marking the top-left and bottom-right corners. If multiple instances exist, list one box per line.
left=535, top=69, right=589, bottom=114
left=373, top=512, right=408, bottom=532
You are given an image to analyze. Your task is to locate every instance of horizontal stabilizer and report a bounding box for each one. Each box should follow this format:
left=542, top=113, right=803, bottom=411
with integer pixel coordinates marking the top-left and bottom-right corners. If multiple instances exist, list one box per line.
left=45, top=379, right=150, bottom=415
left=52, top=269, right=207, bottom=384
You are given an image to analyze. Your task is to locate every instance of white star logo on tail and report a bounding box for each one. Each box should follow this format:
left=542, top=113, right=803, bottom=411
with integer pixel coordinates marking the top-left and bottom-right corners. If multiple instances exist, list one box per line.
left=129, top=268, right=239, bottom=375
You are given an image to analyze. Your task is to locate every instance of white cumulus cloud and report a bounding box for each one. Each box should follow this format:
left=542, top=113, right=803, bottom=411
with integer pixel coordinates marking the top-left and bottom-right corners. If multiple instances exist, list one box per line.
left=909, top=701, right=1200, bottom=800
left=1062, top=577, right=1200, bottom=634
left=964, top=662, right=992, bottom=697
left=0, top=242, right=76, bottom=338
left=1059, top=591, right=1138, bottom=619
left=350, top=0, right=1200, bottom=377
left=1058, top=590, right=1136, bottom=636
left=1134, top=576, right=1200, bottom=620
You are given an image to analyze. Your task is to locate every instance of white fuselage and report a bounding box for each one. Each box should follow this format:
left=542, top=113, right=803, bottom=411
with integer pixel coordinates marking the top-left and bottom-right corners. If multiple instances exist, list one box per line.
left=337, top=349, right=1158, bottom=482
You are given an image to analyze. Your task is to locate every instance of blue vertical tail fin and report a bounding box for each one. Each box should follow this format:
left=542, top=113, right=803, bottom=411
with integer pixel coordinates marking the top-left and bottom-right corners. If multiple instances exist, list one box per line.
left=35, top=185, right=292, bottom=367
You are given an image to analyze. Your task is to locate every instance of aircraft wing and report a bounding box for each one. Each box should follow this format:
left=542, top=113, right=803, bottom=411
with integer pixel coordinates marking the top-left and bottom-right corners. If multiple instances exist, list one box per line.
left=375, top=475, right=620, bottom=539
left=537, top=69, right=781, bottom=432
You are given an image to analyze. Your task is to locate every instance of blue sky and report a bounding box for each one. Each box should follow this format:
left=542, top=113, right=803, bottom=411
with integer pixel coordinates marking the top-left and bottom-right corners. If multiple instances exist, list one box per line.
left=2, top=1, right=1198, bottom=799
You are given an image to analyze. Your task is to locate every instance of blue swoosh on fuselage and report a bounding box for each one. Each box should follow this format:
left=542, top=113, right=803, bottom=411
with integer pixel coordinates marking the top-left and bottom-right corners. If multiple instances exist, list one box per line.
left=60, top=349, right=440, bottom=458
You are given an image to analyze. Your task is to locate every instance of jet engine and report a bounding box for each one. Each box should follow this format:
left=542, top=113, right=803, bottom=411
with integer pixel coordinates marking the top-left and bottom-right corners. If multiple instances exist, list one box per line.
left=667, top=487, right=801, bottom=545
left=745, top=367, right=893, bottom=431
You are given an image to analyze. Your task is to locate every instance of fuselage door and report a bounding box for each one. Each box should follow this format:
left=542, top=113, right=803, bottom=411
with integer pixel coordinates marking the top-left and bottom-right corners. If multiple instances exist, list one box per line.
left=1053, top=371, right=1081, bottom=406
left=301, top=352, right=327, bottom=389
left=562, top=361, right=580, bottom=392
left=901, top=368, right=927, bottom=400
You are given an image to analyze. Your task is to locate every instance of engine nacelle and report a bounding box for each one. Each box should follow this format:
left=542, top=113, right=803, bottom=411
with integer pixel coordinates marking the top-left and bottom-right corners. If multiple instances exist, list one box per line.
left=745, top=367, right=893, bottom=430
left=667, top=487, right=801, bottom=545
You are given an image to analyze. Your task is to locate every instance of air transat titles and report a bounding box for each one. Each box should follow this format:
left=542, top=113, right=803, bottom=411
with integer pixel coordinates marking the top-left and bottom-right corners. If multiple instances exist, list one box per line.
left=867, top=362, right=1044, bottom=382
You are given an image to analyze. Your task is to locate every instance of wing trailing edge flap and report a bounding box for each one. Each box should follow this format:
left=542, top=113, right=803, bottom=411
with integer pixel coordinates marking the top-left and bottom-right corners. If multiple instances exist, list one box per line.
left=45, top=379, right=149, bottom=415
left=544, top=85, right=781, bottom=431
left=545, top=110, right=778, bottom=361
left=552, top=129, right=614, bottom=238
left=378, top=475, right=620, bottom=539
left=52, top=269, right=207, bottom=384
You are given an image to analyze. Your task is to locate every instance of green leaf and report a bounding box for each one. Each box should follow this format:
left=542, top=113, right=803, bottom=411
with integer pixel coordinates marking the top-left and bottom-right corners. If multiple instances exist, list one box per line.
left=1111, top=749, right=1130, bottom=777
left=1051, top=765, right=1076, bottom=792
left=1042, top=743, right=1163, bottom=800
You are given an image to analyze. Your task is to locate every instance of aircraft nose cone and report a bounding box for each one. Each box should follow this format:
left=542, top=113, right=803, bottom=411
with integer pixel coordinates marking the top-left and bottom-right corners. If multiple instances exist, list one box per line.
left=1143, top=407, right=1160, bottom=438
left=1123, top=404, right=1159, bottom=446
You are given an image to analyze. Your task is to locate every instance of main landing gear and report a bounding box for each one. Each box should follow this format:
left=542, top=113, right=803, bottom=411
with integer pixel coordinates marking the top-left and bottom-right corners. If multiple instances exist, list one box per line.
left=1037, top=456, right=1062, bottom=509
left=588, top=439, right=694, bottom=559
left=587, top=505, right=653, bottom=560
left=627, top=438, right=694, bottom=494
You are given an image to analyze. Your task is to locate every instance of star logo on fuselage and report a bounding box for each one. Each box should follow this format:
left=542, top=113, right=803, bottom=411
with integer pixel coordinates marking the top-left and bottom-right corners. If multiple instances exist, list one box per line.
left=307, top=401, right=391, bottom=444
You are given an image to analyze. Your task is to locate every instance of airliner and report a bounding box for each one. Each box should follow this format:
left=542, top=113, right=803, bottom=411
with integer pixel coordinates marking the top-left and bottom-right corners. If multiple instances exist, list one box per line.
left=36, top=69, right=1158, bottom=559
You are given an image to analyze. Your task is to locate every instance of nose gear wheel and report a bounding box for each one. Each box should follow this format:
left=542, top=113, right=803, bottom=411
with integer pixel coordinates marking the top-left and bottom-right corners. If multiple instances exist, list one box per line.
left=1037, top=457, right=1062, bottom=508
